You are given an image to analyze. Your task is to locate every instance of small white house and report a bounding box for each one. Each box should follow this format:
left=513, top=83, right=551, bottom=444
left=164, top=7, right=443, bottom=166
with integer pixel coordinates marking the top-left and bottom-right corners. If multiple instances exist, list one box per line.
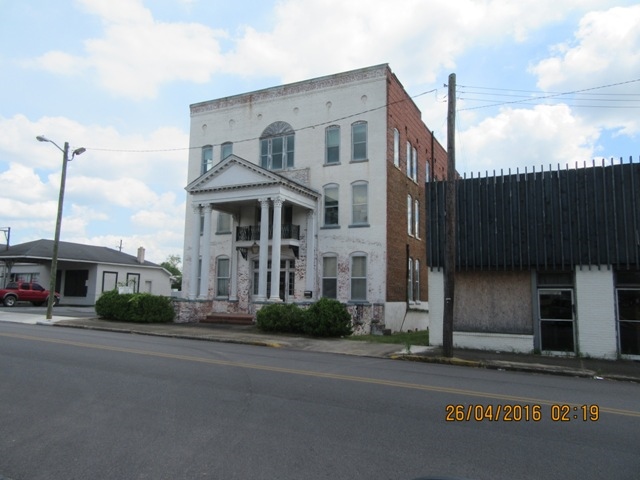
left=0, top=239, right=172, bottom=305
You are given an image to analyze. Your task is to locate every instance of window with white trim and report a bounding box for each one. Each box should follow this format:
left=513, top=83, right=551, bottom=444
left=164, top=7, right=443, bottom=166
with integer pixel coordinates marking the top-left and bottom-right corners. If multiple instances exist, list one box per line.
left=260, top=122, right=295, bottom=170
left=216, top=257, right=230, bottom=297
left=326, top=126, right=340, bottom=164
left=407, top=195, right=413, bottom=236
left=393, top=128, right=400, bottom=167
left=406, top=141, right=411, bottom=177
left=324, top=184, right=339, bottom=227
left=412, top=147, right=418, bottom=182
left=350, top=254, right=367, bottom=301
left=221, top=142, right=233, bottom=160
left=352, top=122, right=367, bottom=161
left=217, top=212, right=231, bottom=234
left=414, top=199, right=420, bottom=239
left=201, top=145, right=213, bottom=174
left=351, top=182, right=368, bottom=225
left=322, top=255, right=338, bottom=299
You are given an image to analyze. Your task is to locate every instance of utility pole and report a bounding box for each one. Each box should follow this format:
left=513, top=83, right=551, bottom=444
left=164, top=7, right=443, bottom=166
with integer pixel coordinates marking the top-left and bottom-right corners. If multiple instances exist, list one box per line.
left=443, top=73, right=456, bottom=357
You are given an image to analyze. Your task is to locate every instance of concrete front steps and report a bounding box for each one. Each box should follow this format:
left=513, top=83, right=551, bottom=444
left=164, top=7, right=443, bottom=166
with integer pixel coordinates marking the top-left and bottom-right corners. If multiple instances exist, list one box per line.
left=201, top=312, right=254, bottom=326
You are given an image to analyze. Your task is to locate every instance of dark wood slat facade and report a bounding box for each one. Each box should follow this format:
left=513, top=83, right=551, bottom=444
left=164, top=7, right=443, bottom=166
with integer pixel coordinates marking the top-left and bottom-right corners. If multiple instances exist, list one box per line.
left=427, top=159, right=640, bottom=271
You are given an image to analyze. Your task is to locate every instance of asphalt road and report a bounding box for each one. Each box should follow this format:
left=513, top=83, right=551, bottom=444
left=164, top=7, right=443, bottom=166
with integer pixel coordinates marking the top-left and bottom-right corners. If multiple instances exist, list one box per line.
left=1, top=322, right=638, bottom=480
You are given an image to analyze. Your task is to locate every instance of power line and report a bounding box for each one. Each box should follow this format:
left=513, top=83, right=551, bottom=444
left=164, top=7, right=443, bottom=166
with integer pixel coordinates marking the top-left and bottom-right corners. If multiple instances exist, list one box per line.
left=85, top=88, right=438, bottom=154
left=457, top=78, right=640, bottom=111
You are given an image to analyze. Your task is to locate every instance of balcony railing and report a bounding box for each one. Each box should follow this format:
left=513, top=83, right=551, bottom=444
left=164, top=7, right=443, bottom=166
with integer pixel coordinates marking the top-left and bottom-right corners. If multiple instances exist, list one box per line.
left=236, top=224, right=300, bottom=242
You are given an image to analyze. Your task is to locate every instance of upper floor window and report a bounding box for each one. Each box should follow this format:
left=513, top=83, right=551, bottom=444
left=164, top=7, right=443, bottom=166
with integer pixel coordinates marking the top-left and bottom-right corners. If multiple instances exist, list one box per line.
left=322, top=255, right=338, bottom=299
left=393, top=128, right=400, bottom=167
left=324, top=184, right=339, bottom=227
left=217, top=212, right=232, bottom=234
left=350, top=253, right=367, bottom=301
left=425, top=160, right=431, bottom=182
left=326, top=126, right=340, bottom=164
left=412, top=147, right=418, bottom=182
left=201, top=145, right=213, bottom=174
left=414, top=199, right=420, bottom=238
left=260, top=121, right=294, bottom=170
left=351, top=122, right=367, bottom=161
left=221, top=142, right=233, bottom=160
left=407, top=195, right=413, bottom=236
left=351, top=181, right=368, bottom=226
left=406, top=141, right=412, bottom=177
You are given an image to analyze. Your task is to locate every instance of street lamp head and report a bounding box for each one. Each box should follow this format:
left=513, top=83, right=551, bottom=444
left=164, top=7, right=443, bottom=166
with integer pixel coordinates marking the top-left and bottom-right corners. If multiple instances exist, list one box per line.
left=36, top=135, right=49, bottom=143
left=73, top=147, right=86, bottom=156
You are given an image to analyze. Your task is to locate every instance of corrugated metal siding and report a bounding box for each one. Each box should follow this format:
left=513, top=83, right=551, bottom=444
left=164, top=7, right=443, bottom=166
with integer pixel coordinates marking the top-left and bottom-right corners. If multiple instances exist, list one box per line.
left=428, top=159, right=640, bottom=270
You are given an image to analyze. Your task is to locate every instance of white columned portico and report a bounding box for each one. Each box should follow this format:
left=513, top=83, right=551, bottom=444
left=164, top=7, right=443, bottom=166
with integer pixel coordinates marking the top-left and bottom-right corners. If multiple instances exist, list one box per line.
left=198, top=204, right=212, bottom=299
left=188, top=205, right=201, bottom=299
left=269, top=196, right=284, bottom=302
left=256, top=198, right=270, bottom=301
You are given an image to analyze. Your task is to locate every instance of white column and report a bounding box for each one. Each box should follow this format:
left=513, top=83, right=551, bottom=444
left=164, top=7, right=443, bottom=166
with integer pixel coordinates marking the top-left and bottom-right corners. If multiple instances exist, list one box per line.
left=188, top=204, right=201, bottom=300
left=229, top=213, right=238, bottom=301
left=305, top=209, right=316, bottom=294
left=198, top=204, right=212, bottom=299
left=269, top=196, right=283, bottom=302
left=256, top=198, right=270, bottom=301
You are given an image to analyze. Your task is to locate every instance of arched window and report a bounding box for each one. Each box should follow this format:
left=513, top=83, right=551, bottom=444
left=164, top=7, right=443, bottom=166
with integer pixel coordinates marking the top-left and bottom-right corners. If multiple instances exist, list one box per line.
left=351, top=121, right=367, bottom=161
left=260, top=121, right=294, bottom=170
left=393, top=128, right=400, bottom=167
left=323, top=184, right=339, bottom=227
left=325, top=125, right=340, bottom=164
left=351, top=181, right=368, bottom=225
left=201, top=145, right=213, bottom=174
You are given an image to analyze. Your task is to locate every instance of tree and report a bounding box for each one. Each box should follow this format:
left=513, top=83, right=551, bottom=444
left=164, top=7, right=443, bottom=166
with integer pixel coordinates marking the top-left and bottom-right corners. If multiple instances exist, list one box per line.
left=160, top=254, right=182, bottom=290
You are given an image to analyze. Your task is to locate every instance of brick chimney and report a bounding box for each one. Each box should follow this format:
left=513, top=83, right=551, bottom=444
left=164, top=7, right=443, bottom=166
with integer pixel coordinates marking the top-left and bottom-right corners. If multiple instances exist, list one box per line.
left=137, top=246, right=145, bottom=264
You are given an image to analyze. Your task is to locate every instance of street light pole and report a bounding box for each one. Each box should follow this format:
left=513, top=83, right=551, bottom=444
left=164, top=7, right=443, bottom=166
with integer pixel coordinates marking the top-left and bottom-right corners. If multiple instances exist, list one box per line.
left=36, top=135, right=85, bottom=320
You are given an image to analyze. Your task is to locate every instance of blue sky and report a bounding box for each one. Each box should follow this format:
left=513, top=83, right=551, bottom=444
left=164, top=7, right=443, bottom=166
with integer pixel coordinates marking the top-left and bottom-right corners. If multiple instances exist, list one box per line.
left=1, top=0, right=638, bottom=265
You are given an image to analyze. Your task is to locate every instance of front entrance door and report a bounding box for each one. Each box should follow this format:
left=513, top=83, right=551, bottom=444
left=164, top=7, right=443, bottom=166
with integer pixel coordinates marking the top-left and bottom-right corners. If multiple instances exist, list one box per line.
left=538, top=288, right=575, bottom=352
left=253, top=259, right=296, bottom=301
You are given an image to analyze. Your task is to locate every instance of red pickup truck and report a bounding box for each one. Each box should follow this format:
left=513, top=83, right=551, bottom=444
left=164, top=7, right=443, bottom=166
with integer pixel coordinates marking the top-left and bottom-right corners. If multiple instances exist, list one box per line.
left=0, top=282, right=60, bottom=307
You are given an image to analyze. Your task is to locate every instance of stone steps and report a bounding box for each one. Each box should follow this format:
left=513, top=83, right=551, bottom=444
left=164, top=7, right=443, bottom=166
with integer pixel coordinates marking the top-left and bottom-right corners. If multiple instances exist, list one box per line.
left=202, top=312, right=254, bottom=326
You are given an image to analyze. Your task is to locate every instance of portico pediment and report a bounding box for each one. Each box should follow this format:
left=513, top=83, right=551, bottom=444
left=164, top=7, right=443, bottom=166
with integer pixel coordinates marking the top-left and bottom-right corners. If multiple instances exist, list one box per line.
left=185, top=155, right=319, bottom=206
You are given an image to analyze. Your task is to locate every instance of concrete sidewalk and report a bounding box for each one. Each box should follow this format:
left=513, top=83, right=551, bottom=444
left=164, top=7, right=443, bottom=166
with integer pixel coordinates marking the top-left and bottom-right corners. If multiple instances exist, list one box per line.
left=47, top=317, right=640, bottom=383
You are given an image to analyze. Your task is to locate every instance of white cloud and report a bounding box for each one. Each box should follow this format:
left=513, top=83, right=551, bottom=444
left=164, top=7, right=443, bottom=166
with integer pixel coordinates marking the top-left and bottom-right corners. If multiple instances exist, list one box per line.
left=0, top=114, right=187, bottom=259
left=28, top=0, right=224, bottom=99
left=26, top=0, right=618, bottom=100
left=530, top=4, right=640, bottom=136
left=458, top=104, right=599, bottom=173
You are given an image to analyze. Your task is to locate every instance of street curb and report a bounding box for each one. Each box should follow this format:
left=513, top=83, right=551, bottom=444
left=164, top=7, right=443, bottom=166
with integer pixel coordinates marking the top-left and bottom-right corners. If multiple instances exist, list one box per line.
left=53, top=323, right=640, bottom=382
left=53, top=322, right=284, bottom=349
left=389, top=353, right=640, bottom=382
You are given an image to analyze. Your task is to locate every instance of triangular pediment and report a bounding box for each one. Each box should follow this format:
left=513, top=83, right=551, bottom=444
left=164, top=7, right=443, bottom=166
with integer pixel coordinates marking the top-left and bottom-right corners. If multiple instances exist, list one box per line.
left=187, top=155, right=285, bottom=193
left=185, top=155, right=318, bottom=201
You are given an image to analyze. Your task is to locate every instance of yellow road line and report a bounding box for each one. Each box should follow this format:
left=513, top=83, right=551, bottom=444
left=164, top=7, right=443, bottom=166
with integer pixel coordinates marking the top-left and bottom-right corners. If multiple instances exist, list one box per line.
left=3, top=331, right=639, bottom=418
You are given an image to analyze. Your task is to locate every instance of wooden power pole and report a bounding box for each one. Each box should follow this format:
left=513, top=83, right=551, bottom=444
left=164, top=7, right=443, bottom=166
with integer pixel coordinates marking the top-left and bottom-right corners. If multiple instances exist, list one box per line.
left=443, top=73, right=456, bottom=357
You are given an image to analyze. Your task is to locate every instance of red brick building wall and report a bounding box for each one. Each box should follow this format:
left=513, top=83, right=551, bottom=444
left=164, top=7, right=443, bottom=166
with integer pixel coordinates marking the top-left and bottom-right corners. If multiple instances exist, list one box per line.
left=385, top=69, right=448, bottom=303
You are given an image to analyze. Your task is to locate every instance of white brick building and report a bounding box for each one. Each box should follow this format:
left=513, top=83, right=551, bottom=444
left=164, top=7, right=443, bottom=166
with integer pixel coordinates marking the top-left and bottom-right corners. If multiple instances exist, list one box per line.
left=179, top=64, right=448, bottom=331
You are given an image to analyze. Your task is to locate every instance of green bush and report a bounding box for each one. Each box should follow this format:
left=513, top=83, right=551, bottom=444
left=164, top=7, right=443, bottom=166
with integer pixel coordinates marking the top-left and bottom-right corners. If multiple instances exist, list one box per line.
left=95, top=290, right=174, bottom=323
left=256, top=303, right=305, bottom=334
left=303, top=298, right=353, bottom=337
